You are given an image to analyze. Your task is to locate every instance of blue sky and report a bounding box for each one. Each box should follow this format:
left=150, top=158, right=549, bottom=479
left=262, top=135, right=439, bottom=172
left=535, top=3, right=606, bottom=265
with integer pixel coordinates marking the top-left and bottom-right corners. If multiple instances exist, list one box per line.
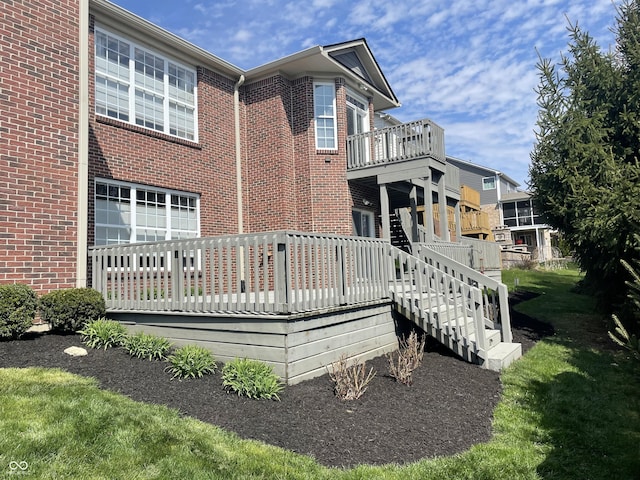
left=110, top=0, right=620, bottom=187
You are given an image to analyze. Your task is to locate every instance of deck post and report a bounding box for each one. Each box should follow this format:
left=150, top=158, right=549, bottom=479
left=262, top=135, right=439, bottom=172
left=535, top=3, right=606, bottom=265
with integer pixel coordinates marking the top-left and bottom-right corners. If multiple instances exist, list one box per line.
left=171, top=249, right=184, bottom=311
left=275, top=242, right=290, bottom=313
left=423, top=175, right=434, bottom=242
left=409, top=184, right=419, bottom=243
left=437, top=172, right=450, bottom=241
left=380, top=183, right=390, bottom=240
left=454, top=199, right=462, bottom=241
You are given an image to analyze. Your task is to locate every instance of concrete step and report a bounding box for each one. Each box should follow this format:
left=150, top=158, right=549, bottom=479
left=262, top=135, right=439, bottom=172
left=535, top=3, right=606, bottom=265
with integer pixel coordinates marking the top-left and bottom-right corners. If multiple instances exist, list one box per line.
left=484, top=342, right=522, bottom=371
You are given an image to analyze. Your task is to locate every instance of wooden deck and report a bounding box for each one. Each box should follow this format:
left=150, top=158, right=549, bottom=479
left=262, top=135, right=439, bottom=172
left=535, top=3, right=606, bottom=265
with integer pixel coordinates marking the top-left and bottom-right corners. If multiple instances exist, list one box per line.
left=90, top=230, right=520, bottom=384
left=110, top=300, right=397, bottom=385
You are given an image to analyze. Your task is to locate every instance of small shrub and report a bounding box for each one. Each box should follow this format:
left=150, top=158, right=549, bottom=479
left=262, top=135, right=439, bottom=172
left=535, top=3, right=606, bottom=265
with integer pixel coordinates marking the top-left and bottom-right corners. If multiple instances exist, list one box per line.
left=0, top=283, right=37, bottom=340
left=327, top=354, right=376, bottom=401
left=165, top=345, right=216, bottom=379
left=39, top=288, right=106, bottom=333
left=386, top=330, right=426, bottom=386
left=79, top=318, right=128, bottom=349
left=123, top=332, right=172, bottom=360
left=222, top=358, right=283, bottom=400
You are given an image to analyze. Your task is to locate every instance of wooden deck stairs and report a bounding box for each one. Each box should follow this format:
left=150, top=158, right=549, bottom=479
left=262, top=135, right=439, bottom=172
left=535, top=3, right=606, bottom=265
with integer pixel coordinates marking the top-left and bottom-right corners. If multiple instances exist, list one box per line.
left=387, top=243, right=521, bottom=371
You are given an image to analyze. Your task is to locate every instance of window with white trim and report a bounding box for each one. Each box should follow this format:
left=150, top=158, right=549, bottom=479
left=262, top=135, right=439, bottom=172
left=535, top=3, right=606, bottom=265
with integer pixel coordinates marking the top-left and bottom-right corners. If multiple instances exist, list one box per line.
left=482, top=176, right=496, bottom=190
left=94, top=180, right=199, bottom=246
left=313, top=81, right=337, bottom=149
left=95, top=28, right=197, bottom=141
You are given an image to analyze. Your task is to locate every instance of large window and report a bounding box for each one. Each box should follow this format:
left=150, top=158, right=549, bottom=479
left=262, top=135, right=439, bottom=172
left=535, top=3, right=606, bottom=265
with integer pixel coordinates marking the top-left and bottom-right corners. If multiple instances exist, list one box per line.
left=95, top=180, right=199, bottom=246
left=95, top=28, right=197, bottom=141
left=502, top=199, right=539, bottom=227
left=313, top=82, right=337, bottom=149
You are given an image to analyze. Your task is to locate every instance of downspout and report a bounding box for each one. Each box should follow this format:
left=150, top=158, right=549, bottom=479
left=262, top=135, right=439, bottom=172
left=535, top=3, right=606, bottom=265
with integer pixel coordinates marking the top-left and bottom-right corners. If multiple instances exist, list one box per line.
left=76, top=0, right=89, bottom=287
left=234, top=75, right=245, bottom=290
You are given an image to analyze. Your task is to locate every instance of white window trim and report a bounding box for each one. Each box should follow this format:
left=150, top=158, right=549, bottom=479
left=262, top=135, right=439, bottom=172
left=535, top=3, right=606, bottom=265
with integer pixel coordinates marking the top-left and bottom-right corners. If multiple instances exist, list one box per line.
left=94, top=178, right=200, bottom=246
left=313, top=80, right=338, bottom=150
left=94, top=26, right=199, bottom=142
left=482, top=176, right=496, bottom=190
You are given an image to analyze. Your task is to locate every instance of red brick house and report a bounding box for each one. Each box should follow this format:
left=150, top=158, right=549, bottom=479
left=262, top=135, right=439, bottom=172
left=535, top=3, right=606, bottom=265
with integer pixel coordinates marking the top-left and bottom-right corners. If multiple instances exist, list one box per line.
left=1, top=0, right=521, bottom=381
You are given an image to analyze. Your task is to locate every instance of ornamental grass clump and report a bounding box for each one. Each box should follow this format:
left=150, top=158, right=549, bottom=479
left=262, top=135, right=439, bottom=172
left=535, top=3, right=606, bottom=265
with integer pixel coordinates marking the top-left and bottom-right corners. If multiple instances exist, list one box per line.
left=327, top=354, right=376, bottom=400
left=123, top=332, right=173, bottom=360
left=386, top=330, right=426, bottom=386
left=78, top=318, right=128, bottom=349
left=222, top=358, right=283, bottom=400
left=165, top=345, right=216, bottom=379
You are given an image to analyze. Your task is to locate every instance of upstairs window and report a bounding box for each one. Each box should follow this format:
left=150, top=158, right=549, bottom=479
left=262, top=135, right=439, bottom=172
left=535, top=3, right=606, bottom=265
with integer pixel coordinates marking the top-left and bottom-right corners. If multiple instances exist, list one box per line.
left=482, top=176, right=496, bottom=190
left=313, top=82, right=337, bottom=150
left=95, top=28, right=197, bottom=141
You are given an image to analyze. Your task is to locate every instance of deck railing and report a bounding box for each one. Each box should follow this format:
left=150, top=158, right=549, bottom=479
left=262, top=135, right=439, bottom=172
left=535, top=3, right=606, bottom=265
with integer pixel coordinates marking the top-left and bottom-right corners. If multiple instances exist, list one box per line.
left=389, top=245, right=490, bottom=359
left=347, top=118, right=445, bottom=170
left=414, top=243, right=512, bottom=343
left=90, top=231, right=391, bottom=315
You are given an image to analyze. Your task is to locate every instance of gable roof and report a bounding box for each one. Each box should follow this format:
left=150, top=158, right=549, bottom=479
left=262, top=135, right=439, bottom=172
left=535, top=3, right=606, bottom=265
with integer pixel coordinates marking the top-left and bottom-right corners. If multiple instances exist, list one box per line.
left=447, top=155, right=520, bottom=189
left=245, top=39, right=400, bottom=111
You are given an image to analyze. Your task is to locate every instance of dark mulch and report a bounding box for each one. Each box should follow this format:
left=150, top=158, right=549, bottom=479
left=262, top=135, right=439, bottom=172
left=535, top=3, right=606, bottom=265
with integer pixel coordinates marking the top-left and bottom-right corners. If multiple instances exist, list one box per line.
left=0, top=293, right=550, bottom=468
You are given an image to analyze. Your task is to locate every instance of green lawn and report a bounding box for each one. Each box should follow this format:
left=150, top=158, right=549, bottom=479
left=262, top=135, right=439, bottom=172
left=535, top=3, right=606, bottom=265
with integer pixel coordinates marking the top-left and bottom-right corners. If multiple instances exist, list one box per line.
left=1, top=267, right=639, bottom=479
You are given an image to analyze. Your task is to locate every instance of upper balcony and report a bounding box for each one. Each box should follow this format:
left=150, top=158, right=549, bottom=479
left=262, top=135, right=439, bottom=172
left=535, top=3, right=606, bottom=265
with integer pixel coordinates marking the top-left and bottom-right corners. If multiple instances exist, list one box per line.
left=346, top=118, right=446, bottom=181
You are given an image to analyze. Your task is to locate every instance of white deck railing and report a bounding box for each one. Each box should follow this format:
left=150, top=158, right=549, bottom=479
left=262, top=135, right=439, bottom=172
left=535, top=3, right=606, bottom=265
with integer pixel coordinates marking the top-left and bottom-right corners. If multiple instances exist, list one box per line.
left=90, top=231, right=391, bottom=315
left=414, top=244, right=512, bottom=343
left=347, top=118, right=445, bottom=170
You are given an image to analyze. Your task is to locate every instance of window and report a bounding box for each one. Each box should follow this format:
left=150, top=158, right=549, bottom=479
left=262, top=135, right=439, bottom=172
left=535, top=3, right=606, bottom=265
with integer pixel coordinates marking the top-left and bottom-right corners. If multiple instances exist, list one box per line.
left=95, top=180, right=199, bottom=246
left=95, top=28, right=197, bottom=141
left=502, top=199, right=537, bottom=227
left=482, top=176, right=496, bottom=190
left=352, top=209, right=374, bottom=237
left=314, top=82, right=337, bottom=149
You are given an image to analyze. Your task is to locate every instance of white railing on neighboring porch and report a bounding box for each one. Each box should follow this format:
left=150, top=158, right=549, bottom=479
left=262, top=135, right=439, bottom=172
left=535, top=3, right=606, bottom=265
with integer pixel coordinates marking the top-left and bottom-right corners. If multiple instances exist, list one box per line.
left=90, top=231, right=391, bottom=315
left=347, top=118, right=445, bottom=170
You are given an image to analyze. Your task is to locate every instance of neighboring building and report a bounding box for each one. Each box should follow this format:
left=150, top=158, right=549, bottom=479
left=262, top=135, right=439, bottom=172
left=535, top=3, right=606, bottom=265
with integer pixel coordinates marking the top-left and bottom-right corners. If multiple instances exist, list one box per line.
left=447, top=156, right=554, bottom=261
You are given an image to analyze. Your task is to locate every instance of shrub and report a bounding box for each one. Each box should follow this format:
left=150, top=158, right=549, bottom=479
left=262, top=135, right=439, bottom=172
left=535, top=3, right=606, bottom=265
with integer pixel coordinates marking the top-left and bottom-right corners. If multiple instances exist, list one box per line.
left=327, top=354, right=376, bottom=401
left=39, top=288, right=106, bottom=333
left=0, top=283, right=38, bottom=340
left=386, top=330, right=426, bottom=386
left=78, top=318, right=128, bottom=349
left=123, top=332, right=173, bottom=360
left=222, top=358, right=283, bottom=400
left=165, top=345, right=216, bottom=379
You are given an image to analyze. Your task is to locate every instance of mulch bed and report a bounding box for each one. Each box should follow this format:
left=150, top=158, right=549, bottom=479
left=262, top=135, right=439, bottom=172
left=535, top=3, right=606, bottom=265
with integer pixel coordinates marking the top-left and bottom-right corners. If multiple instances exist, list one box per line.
left=0, top=292, right=551, bottom=468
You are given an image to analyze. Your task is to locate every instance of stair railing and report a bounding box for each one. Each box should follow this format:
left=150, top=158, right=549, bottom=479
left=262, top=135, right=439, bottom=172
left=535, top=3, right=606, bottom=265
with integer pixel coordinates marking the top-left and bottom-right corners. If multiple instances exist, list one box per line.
left=388, top=244, right=489, bottom=361
left=414, top=243, right=512, bottom=343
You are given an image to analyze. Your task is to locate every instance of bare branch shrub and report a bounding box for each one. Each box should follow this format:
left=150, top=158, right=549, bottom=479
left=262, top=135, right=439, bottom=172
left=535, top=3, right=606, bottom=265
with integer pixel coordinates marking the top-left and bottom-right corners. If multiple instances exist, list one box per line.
left=327, top=354, right=376, bottom=400
left=386, top=330, right=426, bottom=386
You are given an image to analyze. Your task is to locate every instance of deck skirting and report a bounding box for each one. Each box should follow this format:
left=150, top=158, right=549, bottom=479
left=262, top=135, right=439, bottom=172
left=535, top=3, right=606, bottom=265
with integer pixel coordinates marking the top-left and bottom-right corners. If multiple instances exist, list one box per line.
left=110, top=300, right=398, bottom=385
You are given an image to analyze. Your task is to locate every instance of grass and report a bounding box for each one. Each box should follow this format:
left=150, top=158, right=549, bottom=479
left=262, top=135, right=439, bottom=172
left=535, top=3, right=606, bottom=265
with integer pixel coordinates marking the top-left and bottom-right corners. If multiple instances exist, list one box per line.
left=1, top=266, right=639, bottom=479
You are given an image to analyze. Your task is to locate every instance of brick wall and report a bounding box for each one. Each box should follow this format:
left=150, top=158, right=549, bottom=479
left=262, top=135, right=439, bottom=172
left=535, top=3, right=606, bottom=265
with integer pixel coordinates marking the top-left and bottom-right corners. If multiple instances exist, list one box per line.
left=243, top=75, right=355, bottom=236
left=87, top=17, right=239, bottom=245
left=0, top=0, right=80, bottom=293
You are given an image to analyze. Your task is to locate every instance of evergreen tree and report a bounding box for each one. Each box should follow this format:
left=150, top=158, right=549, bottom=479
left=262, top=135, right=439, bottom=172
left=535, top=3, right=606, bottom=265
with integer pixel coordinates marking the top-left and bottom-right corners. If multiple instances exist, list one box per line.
left=530, top=0, right=640, bottom=310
